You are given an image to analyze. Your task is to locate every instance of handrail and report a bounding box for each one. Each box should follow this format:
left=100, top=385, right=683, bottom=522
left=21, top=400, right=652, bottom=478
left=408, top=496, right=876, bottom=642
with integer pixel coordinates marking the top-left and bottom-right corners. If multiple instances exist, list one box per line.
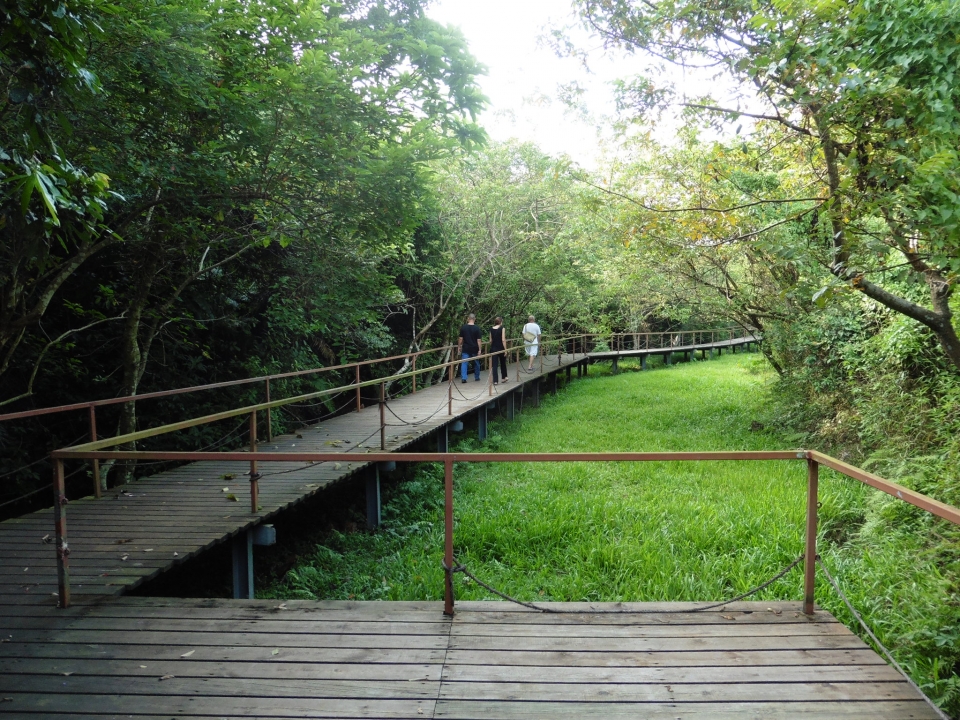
left=2, top=327, right=754, bottom=500
left=45, top=447, right=960, bottom=611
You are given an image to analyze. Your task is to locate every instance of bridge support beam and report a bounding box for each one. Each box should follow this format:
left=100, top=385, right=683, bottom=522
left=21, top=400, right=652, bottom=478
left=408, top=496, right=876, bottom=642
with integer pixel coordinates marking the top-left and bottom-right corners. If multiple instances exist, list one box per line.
left=641, top=355, right=647, bottom=371
left=612, top=357, right=619, bottom=374
left=566, top=365, right=572, bottom=381
left=550, top=372, right=558, bottom=395
left=532, top=379, right=540, bottom=408
left=232, top=531, right=253, bottom=599
left=437, top=424, right=448, bottom=453
left=478, top=404, right=488, bottom=441
left=666, top=353, right=672, bottom=366
left=232, top=525, right=276, bottom=599
left=366, top=464, right=381, bottom=530
left=506, top=390, right=515, bottom=420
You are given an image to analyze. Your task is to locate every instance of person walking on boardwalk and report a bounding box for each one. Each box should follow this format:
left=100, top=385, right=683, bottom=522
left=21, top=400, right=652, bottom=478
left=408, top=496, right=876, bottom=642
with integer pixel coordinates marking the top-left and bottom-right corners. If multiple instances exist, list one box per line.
left=490, top=316, right=508, bottom=384
left=458, top=313, right=483, bottom=383
left=522, top=314, right=542, bottom=371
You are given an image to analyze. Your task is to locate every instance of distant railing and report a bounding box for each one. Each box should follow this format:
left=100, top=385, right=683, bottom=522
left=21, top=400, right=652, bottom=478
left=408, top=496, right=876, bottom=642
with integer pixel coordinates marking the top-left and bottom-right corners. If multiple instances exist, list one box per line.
left=48, top=446, right=960, bottom=611
left=0, top=327, right=755, bottom=503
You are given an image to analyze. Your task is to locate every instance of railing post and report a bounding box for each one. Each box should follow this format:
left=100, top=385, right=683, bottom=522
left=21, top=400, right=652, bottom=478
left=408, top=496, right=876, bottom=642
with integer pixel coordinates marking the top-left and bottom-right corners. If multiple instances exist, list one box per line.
left=412, top=356, right=417, bottom=394
left=379, top=382, right=386, bottom=450
left=264, top=379, right=272, bottom=442
left=448, top=361, right=453, bottom=415
left=249, top=411, right=259, bottom=513
left=355, top=365, right=362, bottom=413
left=804, top=457, right=819, bottom=615
left=53, top=458, right=70, bottom=608
left=443, top=457, right=455, bottom=617
left=88, top=405, right=101, bottom=498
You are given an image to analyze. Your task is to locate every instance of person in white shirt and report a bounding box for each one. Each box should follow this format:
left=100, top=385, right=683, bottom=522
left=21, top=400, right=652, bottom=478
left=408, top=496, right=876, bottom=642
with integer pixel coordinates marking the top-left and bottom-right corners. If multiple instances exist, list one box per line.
left=522, top=315, right=542, bottom=370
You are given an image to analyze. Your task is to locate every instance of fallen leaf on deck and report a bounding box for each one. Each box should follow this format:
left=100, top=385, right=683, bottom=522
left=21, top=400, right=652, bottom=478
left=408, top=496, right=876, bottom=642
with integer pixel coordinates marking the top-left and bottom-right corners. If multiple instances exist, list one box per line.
left=41, top=534, right=51, bottom=544
left=296, top=434, right=303, bottom=439
left=120, top=555, right=129, bottom=561
left=276, top=603, right=287, bottom=610
left=271, top=649, right=279, bottom=656
left=180, top=650, right=195, bottom=658
left=116, top=539, right=133, bottom=544
left=61, top=672, right=73, bottom=676
left=721, top=615, right=736, bottom=620
left=222, top=487, right=230, bottom=492
left=333, top=463, right=341, bottom=470
left=158, top=675, right=175, bottom=681
left=139, top=665, right=147, bottom=669
left=173, top=552, right=179, bottom=557
left=143, top=549, right=154, bottom=553
left=226, top=494, right=238, bottom=502
left=220, top=473, right=235, bottom=480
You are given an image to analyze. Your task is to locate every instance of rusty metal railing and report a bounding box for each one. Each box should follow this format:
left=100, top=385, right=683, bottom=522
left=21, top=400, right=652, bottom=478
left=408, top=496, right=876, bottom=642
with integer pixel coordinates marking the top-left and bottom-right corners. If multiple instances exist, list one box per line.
left=46, top=444, right=960, bottom=611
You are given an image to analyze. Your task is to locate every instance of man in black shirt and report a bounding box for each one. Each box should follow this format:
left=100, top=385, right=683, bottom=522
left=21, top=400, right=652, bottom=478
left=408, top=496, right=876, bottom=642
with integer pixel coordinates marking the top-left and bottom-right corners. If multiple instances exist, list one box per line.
left=458, top=313, right=483, bottom=383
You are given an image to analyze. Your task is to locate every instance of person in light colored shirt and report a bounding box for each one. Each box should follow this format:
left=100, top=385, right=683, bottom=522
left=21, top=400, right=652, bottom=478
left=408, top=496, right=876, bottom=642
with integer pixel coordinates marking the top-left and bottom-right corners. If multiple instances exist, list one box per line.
left=522, top=315, right=542, bottom=370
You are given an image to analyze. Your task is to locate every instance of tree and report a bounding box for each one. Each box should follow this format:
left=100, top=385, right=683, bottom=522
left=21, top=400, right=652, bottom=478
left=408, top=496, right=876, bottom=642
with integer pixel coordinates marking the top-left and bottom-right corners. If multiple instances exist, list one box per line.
left=574, top=0, right=960, bottom=370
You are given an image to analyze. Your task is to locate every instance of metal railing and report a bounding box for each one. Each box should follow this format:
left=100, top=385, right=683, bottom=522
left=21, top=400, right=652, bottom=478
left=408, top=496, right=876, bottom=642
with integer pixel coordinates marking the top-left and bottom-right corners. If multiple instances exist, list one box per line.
left=1, top=328, right=754, bottom=504
left=46, top=446, right=960, bottom=612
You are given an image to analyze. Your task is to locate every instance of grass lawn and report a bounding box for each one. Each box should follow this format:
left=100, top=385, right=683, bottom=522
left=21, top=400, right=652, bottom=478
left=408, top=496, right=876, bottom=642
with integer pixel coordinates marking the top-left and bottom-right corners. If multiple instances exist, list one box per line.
left=265, top=351, right=959, bottom=713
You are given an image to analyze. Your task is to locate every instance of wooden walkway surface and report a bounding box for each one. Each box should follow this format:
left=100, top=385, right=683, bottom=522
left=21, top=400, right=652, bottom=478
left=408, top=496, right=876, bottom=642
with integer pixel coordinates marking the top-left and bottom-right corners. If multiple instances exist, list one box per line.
left=0, top=351, right=586, bottom=608
left=0, top=599, right=937, bottom=718
left=0, top=340, right=940, bottom=718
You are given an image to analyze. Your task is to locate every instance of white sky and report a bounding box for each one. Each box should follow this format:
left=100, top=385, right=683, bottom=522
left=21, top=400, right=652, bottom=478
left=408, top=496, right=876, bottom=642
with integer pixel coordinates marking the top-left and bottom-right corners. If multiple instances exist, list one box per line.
left=427, top=0, right=745, bottom=168
left=427, top=0, right=639, bottom=167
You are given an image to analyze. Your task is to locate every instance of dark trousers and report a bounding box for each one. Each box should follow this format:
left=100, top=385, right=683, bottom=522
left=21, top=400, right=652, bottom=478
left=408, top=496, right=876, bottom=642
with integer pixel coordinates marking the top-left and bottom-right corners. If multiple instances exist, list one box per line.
left=493, top=351, right=508, bottom=381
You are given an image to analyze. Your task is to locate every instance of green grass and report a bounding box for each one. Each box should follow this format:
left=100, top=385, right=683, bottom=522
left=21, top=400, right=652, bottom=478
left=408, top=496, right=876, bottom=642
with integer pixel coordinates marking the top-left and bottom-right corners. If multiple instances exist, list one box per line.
left=264, top=352, right=959, bottom=714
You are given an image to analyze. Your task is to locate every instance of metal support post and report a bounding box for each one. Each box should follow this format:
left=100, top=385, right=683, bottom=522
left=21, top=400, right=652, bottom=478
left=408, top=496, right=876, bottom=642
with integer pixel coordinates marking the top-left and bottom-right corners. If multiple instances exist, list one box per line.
left=666, top=353, right=673, bottom=366
left=443, top=458, right=455, bottom=617
left=566, top=365, right=571, bottom=381
left=641, top=355, right=648, bottom=370
left=506, top=390, right=515, bottom=420
left=249, top=412, right=259, bottom=513
left=612, top=357, right=619, bottom=374
left=379, top=382, right=386, bottom=450
left=232, top=530, right=254, bottom=599
left=804, top=458, right=819, bottom=615
left=365, top=464, right=381, bottom=530
left=437, top=424, right=449, bottom=453
left=88, top=405, right=101, bottom=498
left=53, top=459, right=70, bottom=608
left=478, top=404, right=487, bottom=441
left=583, top=359, right=588, bottom=376
left=532, top=378, right=540, bottom=408
left=550, top=372, right=557, bottom=395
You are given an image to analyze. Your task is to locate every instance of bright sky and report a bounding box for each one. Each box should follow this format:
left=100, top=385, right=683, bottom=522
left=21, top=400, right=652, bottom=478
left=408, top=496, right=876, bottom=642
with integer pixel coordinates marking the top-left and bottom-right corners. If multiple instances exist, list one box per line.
left=427, top=0, right=744, bottom=168
left=427, top=0, right=640, bottom=168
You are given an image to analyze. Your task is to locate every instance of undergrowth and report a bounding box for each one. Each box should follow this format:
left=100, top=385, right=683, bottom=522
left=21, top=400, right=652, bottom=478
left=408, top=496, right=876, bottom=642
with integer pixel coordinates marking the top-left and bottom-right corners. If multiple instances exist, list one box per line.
left=264, top=352, right=960, bottom=716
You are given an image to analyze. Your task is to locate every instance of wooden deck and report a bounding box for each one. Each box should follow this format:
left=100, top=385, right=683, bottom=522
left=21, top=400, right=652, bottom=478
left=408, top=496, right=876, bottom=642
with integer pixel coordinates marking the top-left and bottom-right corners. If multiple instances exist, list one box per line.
left=587, top=333, right=759, bottom=362
left=0, top=340, right=941, bottom=718
left=0, top=351, right=586, bottom=608
left=0, top=598, right=937, bottom=718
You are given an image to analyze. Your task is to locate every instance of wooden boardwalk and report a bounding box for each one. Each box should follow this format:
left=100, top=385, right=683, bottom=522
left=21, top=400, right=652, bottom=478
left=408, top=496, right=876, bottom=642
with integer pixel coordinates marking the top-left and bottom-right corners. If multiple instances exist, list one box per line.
left=0, top=599, right=937, bottom=718
left=0, top=351, right=586, bottom=608
left=0, top=340, right=941, bottom=718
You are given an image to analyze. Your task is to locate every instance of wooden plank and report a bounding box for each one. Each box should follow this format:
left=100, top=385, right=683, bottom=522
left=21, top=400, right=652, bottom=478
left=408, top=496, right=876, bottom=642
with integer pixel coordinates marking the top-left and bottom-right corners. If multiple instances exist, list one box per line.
left=0, top=694, right=437, bottom=718
left=435, top=680, right=922, bottom=702
left=446, top=633, right=869, bottom=652
left=444, top=648, right=887, bottom=667
left=5, top=629, right=451, bottom=649
left=440, top=663, right=904, bottom=684
left=433, top=700, right=937, bottom=719
left=0, top=675, right=441, bottom=700
left=0, top=657, right=442, bottom=681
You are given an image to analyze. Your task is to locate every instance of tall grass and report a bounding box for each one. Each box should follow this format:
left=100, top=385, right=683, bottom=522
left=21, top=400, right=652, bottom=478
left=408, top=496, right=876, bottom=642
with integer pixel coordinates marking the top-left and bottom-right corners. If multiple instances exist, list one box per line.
left=265, top=352, right=959, bottom=715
